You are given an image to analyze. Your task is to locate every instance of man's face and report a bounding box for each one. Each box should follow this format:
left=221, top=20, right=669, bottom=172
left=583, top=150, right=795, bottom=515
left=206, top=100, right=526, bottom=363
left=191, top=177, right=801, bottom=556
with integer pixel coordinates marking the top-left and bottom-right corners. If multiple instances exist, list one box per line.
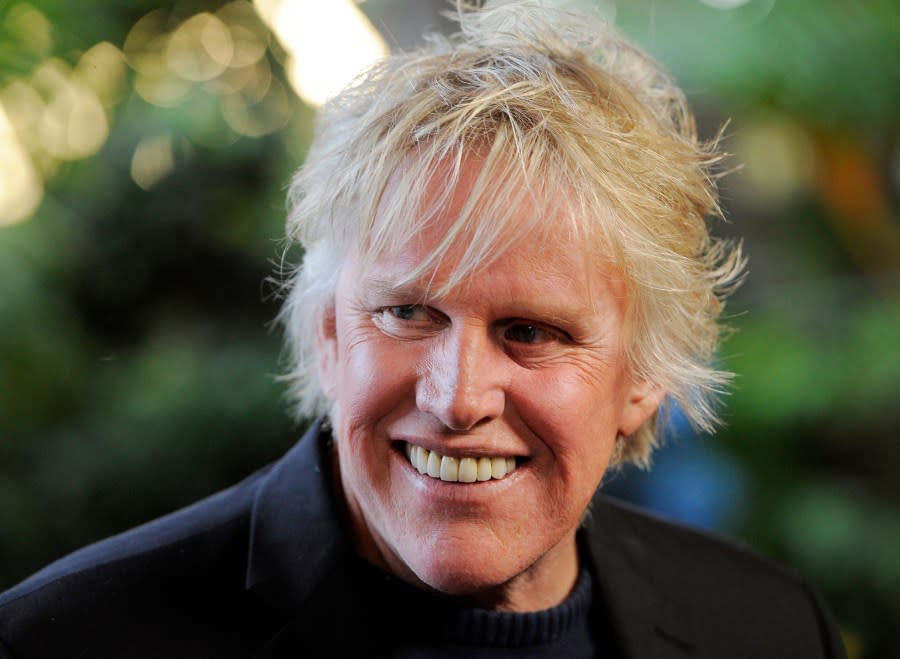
left=317, top=157, right=661, bottom=611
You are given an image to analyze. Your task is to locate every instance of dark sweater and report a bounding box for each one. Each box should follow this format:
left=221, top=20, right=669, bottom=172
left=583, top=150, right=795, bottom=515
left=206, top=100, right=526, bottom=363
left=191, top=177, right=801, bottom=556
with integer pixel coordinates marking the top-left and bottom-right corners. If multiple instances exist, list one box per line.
left=349, top=561, right=601, bottom=658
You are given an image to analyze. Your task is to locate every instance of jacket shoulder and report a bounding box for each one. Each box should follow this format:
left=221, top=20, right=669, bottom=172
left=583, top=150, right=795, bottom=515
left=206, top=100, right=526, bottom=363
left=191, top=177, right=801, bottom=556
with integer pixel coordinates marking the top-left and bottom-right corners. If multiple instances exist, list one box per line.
left=0, top=466, right=277, bottom=657
left=586, top=494, right=846, bottom=658
left=590, top=493, right=792, bottom=581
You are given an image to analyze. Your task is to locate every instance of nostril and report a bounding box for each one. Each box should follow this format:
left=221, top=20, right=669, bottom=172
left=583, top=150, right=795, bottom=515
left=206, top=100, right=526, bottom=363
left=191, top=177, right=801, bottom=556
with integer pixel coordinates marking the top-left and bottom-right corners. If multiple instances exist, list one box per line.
left=415, top=373, right=504, bottom=431
left=415, top=331, right=506, bottom=428
left=442, top=411, right=493, bottom=433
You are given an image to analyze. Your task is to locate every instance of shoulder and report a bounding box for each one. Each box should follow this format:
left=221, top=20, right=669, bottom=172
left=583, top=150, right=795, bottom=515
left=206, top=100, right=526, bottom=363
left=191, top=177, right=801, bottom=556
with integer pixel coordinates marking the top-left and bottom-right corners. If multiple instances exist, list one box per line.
left=584, top=494, right=846, bottom=658
left=0, top=465, right=278, bottom=657
left=589, top=493, right=781, bottom=576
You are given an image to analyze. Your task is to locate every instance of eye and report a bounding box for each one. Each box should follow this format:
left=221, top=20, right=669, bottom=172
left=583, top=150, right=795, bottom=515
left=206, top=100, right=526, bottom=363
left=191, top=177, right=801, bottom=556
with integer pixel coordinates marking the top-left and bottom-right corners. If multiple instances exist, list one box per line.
left=387, top=305, right=430, bottom=322
left=373, top=304, right=446, bottom=338
left=502, top=322, right=563, bottom=345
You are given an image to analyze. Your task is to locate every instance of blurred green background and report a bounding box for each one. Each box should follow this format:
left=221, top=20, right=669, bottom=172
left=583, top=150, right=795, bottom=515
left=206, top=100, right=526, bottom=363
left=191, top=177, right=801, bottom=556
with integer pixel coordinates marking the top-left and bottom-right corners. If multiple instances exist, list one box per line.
left=0, top=1, right=897, bottom=657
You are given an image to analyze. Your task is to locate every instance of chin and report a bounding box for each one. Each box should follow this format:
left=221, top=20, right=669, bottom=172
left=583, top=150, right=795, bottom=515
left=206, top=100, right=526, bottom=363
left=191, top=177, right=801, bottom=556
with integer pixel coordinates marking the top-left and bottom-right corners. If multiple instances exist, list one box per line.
left=398, top=537, right=528, bottom=598
left=415, top=562, right=514, bottom=599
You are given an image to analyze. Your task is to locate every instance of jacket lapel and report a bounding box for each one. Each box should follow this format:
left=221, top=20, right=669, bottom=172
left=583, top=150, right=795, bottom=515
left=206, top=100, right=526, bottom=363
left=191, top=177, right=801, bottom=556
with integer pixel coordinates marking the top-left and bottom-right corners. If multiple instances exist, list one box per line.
left=244, top=421, right=359, bottom=646
left=244, top=421, right=420, bottom=657
left=583, top=495, right=698, bottom=658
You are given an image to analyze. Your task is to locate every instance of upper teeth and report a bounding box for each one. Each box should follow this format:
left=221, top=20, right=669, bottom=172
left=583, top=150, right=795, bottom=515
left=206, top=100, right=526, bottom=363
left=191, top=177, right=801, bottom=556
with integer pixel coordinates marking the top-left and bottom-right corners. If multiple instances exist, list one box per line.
left=405, top=442, right=517, bottom=483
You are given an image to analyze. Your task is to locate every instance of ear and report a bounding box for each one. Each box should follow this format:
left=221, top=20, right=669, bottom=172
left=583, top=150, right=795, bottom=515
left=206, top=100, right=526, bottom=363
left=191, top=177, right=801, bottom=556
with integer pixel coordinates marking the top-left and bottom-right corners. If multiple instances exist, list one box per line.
left=618, top=378, right=666, bottom=437
left=315, top=303, right=338, bottom=400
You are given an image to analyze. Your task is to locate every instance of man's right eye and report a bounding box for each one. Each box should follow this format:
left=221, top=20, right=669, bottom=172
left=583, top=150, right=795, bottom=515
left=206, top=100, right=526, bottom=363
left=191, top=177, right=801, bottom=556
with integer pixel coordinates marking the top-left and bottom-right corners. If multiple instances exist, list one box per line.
left=373, top=305, right=445, bottom=337
left=387, top=305, right=427, bottom=321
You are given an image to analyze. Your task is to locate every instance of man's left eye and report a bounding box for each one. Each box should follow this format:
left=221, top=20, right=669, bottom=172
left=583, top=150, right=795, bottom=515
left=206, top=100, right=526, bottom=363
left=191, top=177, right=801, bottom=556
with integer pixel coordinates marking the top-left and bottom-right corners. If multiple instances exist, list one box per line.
left=503, top=323, right=557, bottom=344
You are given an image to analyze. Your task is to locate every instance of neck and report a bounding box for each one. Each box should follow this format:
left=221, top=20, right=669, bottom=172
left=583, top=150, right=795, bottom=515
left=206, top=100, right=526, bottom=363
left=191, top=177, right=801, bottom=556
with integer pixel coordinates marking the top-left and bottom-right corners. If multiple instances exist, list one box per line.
left=460, top=535, right=580, bottom=612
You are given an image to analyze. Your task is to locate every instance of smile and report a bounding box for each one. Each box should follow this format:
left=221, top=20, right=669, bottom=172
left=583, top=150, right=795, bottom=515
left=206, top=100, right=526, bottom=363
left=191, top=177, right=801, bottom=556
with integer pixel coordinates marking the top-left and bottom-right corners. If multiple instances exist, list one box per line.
left=404, top=442, right=518, bottom=483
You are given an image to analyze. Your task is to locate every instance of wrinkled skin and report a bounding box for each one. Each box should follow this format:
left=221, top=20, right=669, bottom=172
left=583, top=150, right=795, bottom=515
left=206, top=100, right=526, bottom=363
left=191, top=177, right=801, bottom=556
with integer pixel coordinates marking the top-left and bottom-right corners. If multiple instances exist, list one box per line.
left=317, top=155, right=663, bottom=612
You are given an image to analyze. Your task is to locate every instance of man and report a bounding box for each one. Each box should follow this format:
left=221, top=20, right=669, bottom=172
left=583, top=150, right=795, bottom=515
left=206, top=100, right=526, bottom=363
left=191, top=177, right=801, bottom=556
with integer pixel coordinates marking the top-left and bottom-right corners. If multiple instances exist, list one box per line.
left=0, top=1, right=846, bottom=656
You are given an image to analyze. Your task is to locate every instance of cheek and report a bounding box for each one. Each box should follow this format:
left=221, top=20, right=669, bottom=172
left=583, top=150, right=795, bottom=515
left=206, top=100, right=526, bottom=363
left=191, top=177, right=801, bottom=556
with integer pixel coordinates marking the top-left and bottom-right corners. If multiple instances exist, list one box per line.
left=510, top=369, right=624, bottom=495
left=517, top=369, right=624, bottom=443
left=337, top=334, right=418, bottom=424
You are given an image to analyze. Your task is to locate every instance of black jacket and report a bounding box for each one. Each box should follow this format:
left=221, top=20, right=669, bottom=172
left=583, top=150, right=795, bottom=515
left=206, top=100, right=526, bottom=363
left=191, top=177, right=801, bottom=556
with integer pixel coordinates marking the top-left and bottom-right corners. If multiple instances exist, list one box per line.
left=0, top=421, right=846, bottom=658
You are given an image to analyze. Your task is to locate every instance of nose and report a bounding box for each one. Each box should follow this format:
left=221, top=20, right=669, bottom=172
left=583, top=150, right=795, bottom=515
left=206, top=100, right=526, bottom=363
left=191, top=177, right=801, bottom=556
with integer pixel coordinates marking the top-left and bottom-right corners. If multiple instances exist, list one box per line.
left=415, top=324, right=506, bottom=431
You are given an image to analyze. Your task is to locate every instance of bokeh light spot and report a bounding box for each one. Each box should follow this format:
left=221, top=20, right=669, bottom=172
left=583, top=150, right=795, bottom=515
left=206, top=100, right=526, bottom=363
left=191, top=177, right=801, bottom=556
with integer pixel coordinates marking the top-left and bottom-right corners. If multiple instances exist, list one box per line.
left=167, top=13, right=234, bottom=82
left=218, top=1, right=269, bottom=68
left=221, top=76, right=290, bottom=137
left=0, top=103, right=43, bottom=226
left=74, top=42, right=127, bottom=108
left=207, top=56, right=263, bottom=96
left=734, top=115, right=816, bottom=205
left=123, top=10, right=170, bottom=76
left=0, top=81, right=44, bottom=154
left=34, top=60, right=108, bottom=161
left=4, top=3, right=53, bottom=58
left=134, top=72, right=193, bottom=108
left=236, top=57, right=273, bottom=103
left=227, top=24, right=269, bottom=69
left=254, top=0, right=388, bottom=107
left=130, top=133, right=175, bottom=190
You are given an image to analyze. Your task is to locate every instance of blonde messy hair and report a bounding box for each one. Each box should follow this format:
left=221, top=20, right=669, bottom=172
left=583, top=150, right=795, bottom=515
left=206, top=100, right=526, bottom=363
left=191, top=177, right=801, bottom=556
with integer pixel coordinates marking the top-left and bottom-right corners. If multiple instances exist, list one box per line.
left=279, top=0, right=744, bottom=467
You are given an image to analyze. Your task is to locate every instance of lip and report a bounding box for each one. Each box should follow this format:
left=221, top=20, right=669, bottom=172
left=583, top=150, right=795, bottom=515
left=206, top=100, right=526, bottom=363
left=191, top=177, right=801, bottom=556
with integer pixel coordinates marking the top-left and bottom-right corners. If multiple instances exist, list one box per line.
left=389, top=437, right=528, bottom=461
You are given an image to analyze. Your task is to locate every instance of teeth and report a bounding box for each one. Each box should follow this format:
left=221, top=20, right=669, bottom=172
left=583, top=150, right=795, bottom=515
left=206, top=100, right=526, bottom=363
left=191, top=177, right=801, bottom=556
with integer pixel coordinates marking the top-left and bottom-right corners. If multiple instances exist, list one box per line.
left=405, top=442, right=518, bottom=483
left=439, top=456, right=459, bottom=482
left=490, top=457, right=507, bottom=479
left=458, top=457, right=477, bottom=483
left=415, top=446, right=428, bottom=474
left=426, top=451, right=441, bottom=478
left=476, top=457, right=492, bottom=482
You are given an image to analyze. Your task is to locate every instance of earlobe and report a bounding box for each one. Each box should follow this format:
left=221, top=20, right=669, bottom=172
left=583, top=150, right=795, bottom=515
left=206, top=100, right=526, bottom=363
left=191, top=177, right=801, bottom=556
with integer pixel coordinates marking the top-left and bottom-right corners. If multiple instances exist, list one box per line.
left=619, top=379, right=666, bottom=437
left=315, top=304, right=338, bottom=399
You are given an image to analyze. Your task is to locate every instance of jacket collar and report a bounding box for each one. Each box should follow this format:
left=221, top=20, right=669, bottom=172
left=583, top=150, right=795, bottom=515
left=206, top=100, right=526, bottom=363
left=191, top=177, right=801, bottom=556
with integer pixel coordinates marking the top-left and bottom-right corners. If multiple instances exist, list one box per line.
left=583, top=495, right=698, bottom=658
left=245, top=419, right=352, bottom=611
left=244, top=420, right=429, bottom=655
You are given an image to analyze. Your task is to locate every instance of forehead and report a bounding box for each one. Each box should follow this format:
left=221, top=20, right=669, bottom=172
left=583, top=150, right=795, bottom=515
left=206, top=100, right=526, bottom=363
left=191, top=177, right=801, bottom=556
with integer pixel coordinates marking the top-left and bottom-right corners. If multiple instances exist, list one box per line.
left=355, top=147, right=610, bottom=298
left=344, top=162, right=625, bottom=318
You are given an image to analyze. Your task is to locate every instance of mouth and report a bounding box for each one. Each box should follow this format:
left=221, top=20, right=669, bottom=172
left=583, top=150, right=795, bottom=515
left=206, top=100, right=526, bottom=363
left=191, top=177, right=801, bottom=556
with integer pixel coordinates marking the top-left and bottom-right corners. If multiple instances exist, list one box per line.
left=401, top=441, right=519, bottom=483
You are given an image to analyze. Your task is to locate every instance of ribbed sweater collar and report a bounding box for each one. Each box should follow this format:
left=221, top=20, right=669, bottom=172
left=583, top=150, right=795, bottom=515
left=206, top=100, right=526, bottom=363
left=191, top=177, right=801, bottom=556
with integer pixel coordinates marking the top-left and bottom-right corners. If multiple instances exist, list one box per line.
left=430, top=566, right=594, bottom=647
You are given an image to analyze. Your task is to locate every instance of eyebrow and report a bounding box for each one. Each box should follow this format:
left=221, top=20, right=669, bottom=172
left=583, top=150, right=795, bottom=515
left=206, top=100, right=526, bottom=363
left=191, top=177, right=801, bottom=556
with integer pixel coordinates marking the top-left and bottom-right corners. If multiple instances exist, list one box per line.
left=361, top=276, right=595, bottom=329
left=361, top=278, right=432, bottom=302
